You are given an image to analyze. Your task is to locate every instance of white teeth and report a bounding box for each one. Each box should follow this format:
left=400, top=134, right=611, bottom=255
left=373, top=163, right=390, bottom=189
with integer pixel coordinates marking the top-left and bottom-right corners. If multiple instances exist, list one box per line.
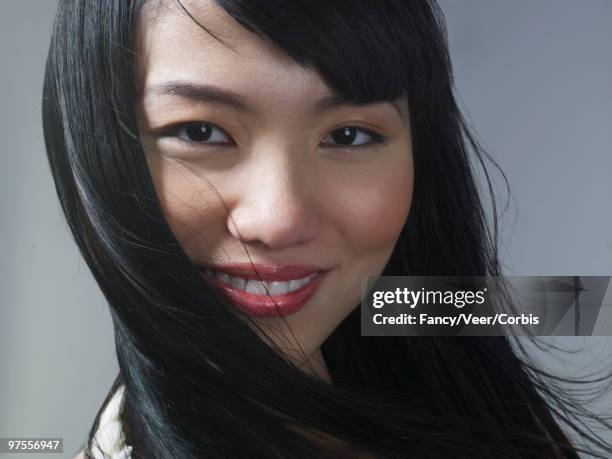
left=212, top=272, right=318, bottom=295
left=267, top=281, right=291, bottom=295
left=289, top=276, right=312, bottom=291
left=245, top=279, right=268, bottom=294
left=229, top=277, right=247, bottom=290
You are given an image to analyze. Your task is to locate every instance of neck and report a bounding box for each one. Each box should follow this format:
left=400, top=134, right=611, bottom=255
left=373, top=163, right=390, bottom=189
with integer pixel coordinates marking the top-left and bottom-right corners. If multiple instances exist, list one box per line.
left=306, top=347, right=332, bottom=384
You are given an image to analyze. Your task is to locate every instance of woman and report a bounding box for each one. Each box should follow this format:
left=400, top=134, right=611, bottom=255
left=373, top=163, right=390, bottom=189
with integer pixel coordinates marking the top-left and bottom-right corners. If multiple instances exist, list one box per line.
left=43, top=0, right=611, bottom=457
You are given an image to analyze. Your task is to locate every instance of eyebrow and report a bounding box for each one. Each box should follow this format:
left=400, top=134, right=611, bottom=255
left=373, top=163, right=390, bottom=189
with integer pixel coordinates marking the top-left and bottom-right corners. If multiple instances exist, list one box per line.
left=147, top=82, right=253, bottom=111
left=145, top=81, right=404, bottom=119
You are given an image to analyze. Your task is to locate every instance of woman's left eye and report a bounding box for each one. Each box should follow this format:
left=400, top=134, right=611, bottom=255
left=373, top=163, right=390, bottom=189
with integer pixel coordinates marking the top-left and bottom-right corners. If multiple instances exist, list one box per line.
left=321, top=126, right=385, bottom=148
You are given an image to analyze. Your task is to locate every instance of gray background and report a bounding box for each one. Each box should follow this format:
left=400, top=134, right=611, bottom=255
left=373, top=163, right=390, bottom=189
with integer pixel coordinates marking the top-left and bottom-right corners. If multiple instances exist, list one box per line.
left=1, top=1, right=610, bottom=457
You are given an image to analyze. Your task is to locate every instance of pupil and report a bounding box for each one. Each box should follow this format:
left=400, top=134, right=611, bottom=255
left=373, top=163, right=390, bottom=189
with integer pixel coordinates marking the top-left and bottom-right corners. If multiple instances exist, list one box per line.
left=332, top=127, right=357, bottom=145
left=186, top=124, right=212, bottom=142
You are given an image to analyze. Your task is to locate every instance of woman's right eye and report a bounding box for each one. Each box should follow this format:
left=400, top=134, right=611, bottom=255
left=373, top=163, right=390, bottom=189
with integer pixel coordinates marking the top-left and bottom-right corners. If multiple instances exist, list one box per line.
left=176, top=122, right=233, bottom=145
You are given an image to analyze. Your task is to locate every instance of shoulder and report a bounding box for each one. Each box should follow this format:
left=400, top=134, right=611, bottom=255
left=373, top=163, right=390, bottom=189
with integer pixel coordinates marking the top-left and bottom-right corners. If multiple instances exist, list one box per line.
left=77, top=385, right=130, bottom=459
left=91, top=385, right=132, bottom=458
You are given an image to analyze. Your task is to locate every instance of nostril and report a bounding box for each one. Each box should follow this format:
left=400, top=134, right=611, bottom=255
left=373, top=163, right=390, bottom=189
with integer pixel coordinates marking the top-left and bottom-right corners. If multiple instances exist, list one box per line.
left=226, top=201, right=319, bottom=250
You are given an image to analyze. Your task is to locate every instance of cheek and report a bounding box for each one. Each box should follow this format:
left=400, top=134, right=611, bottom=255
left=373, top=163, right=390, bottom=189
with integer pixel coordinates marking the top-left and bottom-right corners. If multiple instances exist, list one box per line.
left=145, top=154, right=226, bottom=248
left=323, top=162, right=413, bottom=253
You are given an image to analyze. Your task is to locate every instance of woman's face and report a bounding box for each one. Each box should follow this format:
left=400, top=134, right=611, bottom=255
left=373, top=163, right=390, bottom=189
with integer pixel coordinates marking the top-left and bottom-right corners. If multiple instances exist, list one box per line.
left=135, top=0, right=413, bottom=378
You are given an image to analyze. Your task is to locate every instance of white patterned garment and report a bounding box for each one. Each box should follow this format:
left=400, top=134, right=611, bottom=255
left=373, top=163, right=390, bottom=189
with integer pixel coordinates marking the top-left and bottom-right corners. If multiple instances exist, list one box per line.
left=90, top=385, right=132, bottom=459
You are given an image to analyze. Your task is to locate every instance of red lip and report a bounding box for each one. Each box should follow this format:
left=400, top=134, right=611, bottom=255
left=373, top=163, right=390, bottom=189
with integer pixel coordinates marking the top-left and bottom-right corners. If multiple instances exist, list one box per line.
left=199, top=264, right=328, bottom=317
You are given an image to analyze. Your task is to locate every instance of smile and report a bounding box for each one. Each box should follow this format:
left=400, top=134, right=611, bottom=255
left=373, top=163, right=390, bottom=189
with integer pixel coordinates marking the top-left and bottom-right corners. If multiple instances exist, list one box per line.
left=204, top=269, right=317, bottom=295
left=200, top=264, right=327, bottom=317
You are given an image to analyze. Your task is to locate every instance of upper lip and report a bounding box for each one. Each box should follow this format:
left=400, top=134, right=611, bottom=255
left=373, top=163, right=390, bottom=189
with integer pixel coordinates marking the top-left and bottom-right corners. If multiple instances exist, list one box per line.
left=200, top=263, right=326, bottom=281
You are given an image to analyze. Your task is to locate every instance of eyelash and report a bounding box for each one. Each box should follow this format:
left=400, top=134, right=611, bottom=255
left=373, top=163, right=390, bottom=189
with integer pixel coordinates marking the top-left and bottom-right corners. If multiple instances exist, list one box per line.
left=167, top=122, right=388, bottom=149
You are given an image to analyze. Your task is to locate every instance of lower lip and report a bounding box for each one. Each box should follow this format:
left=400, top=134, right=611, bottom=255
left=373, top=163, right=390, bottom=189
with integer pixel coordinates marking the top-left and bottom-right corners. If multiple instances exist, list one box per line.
left=204, top=272, right=326, bottom=317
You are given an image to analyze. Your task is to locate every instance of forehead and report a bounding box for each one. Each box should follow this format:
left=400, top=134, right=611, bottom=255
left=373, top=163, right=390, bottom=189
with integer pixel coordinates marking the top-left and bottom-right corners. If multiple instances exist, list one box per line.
left=135, top=0, right=332, bottom=104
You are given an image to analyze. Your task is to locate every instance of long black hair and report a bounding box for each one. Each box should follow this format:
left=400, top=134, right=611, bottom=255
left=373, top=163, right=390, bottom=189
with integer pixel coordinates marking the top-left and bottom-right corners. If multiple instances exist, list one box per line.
left=42, top=0, right=612, bottom=457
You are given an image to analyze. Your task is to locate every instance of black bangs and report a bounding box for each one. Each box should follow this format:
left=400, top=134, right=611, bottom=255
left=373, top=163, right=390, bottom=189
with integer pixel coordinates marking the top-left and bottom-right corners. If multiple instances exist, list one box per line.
left=207, top=0, right=442, bottom=103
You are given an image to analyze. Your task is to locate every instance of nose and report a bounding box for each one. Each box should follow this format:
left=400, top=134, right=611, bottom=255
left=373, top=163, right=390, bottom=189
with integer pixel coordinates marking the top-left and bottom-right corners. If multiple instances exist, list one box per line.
left=226, top=153, right=320, bottom=250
